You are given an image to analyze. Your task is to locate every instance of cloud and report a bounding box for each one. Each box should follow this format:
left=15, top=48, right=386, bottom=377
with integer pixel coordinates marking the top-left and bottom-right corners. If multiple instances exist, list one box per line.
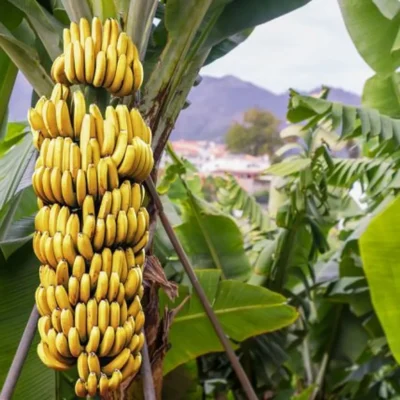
left=203, top=0, right=374, bottom=94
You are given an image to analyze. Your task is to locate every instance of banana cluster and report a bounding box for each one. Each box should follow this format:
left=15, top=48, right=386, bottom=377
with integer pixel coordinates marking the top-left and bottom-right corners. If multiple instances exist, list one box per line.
left=51, top=17, right=143, bottom=96
left=29, top=18, right=153, bottom=398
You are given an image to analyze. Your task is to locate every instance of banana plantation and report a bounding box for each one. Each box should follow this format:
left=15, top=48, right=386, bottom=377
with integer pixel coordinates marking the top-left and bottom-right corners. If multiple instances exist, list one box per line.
left=0, top=0, right=399, bottom=399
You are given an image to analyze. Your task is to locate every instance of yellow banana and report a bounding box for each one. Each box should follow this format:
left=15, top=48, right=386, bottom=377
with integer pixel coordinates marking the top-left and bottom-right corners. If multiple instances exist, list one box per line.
left=105, top=105, right=119, bottom=132
left=123, top=318, right=133, bottom=345
left=91, top=17, right=102, bottom=54
left=101, top=118, right=116, bottom=156
left=55, top=260, right=69, bottom=288
left=125, top=268, right=141, bottom=300
left=93, top=218, right=105, bottom=252
left=72, top=255, right=85, bottom=280
left=89, top=104, right=104, bottom=148
left=75, top=302, right=87, bottom=342
left=42, top=167, right=57, bottom=203
left=105, top=214, right=116, bottom=247
left=130, top=183, right=142, bottom=212
left=38, top=315, right=51, bottom=343
left=111, top=188, right=122, bottom=217
left=126, top=39, right=137, bottom=66
left=98, top=326, right=114, bottom=357
left=104, top=45, right=118, bottom=88
left=83, top=213, right=96, bottom=240
left=73, top=40, right=85, bottom=83
left=80, top=273, right=91, bottom=303
left=133, top=59, right=144, bottom=91
left=76, top=169, right=87, bottom=207
left=62, top=137, right=72, bottom=171
left=125, top=247, right=135, bottom=268
left=98, top=191, right=112, bottom=219
left=86, top=298, right=98, bottom=336
left=109, top=326, right=127, bottom=357
left=111, top=131, right=128, bottom=167
left=133, top=209, right=146, bottom=244
left=74, top=378, right=87, bottom=397
left=39, top=231, right=50, bottom=265
left=109, top=19, right=119, bottom=48
left=70, top=142, right=81, bottom=180
left=101, top=247, right=112, bottom=277
left=133, top=231, right=149, bottom=254
left=88, top=352, right=101, bottom=376
left=110, top=301, right=120, bottom=329
left=46, top=285, right=58, bottom=313
left=43, top=100, right=58, bottom=137
left=28, top=108, right=47, bottom=136
left=99, top=373, right=109, bottom=397
left=107, top=272, right=120, bottom=302
left=108, top=369, right=122, bottom=391
left=98, top=299, right=110, bottom=336
left=68, top=275, right=80, bottom=306
left=70, top=21, right=79, bottom=43
left=63, top=233, right=78, bottom=266
left=35, top=205, right=50, bottom=232
left=39, top=138, right=50, bottom=167
left=120, top=180, right=131, bottom=212
left=101, top=19, right=111, bottom=52
left=73, top=90, right=86, bottom=139
left=115, top=210, right=128, bottom=244
left=90, top=138, right=101, bottom=166
left=77, top=232, right=94, bottom=261
left=120, top=249, right=128, bottom=283
left=45, top=236, right=58, bottom=268
left=138, top=284, right=145, bottom=300
left=115, top=64, right=134, bottom=97
left=120, top=301, right=128, bottom=327
left=89, top=253, right=102, bottom=289
left=106, top=156, right=119, bottom=190
left=103, top=347, right=130, bottom=375
left=36, top=286, right=51, bottom=316
left=82, top=195, right=95, bottom=222
left=51, top=55, right=69, bottom=86
left=47, top=328, right=72, bottom=364
left=97, top=158, right=108, bottom=196
left=53, top=231, right=64, bottom=262
left=68, top=326, right=83, bottom=357
left=117, top=32, right=128, bottom=57
left=109, top=54, right=127, bottom=93
left=117, top=105, right=132, bottom=140
left=117, top=144, right=136, bottom=177
left=61, top=170, right=77, bottom=207
left=79, top=17, right=90, bottom=47
left=77, top=352, right=89, bottom=380
left=111, top=248, right=124, bottom=276
left=65, top=214, right=80, bottom=246
left=60, top=308, right=74, bottom=336
left=45, top=138, right=55, bottom=167
left=135, top=310, right=145, bottom=333
left=57, top=206, right=71, bottom=236
left=50, top=167, right=64, bottom=204
left=87, top=372, right=98, bottom=397
left=127, top=295, right=142, bottom=318
left=37, top=341, right=71, bottom=371
left=32, top=167, right=48, bottom=202
left=121, top=354, right=136, bottom=381
left=56, top=332, right=72, bottom=358
left=55, top=285, right=72, bottom=311
left=116, top=283, right=125, bottom=305
left=63, top=28, right=71, bottom=53
left=126, top=208, right=138, bottom=244
left=94, top=271, right=108, bottom=302
left=64, top=42, right=76, bottom=84
left=93, top=50, right=106, bottom=87
left=86, top=326, right=100, bottom=353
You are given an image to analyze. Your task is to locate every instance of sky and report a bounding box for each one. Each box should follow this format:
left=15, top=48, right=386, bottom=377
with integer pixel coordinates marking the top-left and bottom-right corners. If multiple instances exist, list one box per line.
left=203, top=0, right=374, bottom=95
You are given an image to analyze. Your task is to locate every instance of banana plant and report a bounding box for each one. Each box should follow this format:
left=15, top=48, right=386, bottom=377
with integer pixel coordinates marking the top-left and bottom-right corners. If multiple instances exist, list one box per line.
left=0, top=0, right=314, bottom=398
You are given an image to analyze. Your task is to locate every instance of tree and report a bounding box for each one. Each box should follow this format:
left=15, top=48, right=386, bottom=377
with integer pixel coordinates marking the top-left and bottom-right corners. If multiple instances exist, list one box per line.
left=225, top=108, right=282, bottom=157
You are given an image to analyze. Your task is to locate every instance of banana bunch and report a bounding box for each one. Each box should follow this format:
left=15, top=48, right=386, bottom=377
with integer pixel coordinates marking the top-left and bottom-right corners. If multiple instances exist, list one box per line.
left=51, top=17, right=143, bottom=97
left=28, top=17, right=154, bottom=398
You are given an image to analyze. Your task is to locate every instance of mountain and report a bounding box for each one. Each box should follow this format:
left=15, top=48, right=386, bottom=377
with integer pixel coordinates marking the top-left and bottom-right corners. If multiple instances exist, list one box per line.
left=10, top=74, right=360, bottom=141
left=171, top=75, right=360, bottom=142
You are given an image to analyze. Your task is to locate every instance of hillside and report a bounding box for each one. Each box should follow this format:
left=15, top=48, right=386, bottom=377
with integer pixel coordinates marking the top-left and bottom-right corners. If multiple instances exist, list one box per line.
left=171, top=75, right=360, bottom=142
left=10, top=74, right=360, bottom=141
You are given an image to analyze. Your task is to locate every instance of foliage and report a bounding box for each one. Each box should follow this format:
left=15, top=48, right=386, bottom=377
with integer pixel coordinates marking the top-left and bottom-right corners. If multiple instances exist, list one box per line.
left=225, top=108, right=282, bottom=157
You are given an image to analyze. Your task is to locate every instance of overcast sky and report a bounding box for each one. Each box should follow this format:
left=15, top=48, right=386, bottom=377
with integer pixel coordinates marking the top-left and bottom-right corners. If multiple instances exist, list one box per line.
left=203, top=0, right=374, bottom=95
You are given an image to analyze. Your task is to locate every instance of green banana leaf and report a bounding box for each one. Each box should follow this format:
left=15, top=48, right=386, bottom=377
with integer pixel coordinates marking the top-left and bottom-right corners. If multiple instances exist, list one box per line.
left=175, top=192, right=252, bottom=281
left=160, top=269, right=298, bottom=375
left=338, top=0, right=400, bottom=76
left=0, top=242, right=55, bottom=400
left=359, top=195, right=400, bottom=363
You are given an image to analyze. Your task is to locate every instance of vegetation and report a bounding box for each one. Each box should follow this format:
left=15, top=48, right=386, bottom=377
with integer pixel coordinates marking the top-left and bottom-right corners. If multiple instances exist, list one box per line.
left=225, top=108, right=282, bottom=157
left=1, top=0, right=400, bottom=399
